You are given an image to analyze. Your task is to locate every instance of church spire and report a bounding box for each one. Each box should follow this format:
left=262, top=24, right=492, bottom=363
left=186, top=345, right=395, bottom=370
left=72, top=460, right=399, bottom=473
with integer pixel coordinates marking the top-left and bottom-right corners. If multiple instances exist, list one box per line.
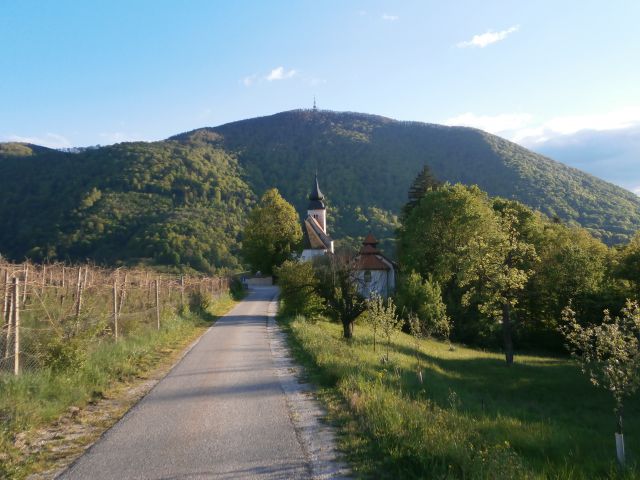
left=313, top=96, right=317, bottom=111
left=308, top=174, right=326, bottom=210
left=309, top=173, right=324, bottom=201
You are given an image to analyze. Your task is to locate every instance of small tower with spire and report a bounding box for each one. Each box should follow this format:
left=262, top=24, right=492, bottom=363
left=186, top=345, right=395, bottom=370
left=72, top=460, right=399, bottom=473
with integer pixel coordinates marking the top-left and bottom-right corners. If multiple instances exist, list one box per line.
left=313, top=96, right=317, bottom=111
left=300, top=174, right=334, bottom=261
left=307, top=173, right=326, bottom=232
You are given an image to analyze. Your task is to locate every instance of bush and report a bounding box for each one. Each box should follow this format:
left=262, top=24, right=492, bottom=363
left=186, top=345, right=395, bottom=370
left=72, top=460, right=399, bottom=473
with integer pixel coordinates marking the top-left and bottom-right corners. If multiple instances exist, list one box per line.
left=42, top=336, right=88, bottom=372
left=229, top=277, right=246, bottom=300
left=189, top=290, right=211, bottom=313
left=275, top=260, right=324, bottom=318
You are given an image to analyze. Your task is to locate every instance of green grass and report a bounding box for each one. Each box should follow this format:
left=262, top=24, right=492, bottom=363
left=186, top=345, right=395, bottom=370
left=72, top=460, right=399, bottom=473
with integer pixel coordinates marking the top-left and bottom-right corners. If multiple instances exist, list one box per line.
left=280, top=316, right=640, bottom=479
left=0, top=292, right=237, bottom=479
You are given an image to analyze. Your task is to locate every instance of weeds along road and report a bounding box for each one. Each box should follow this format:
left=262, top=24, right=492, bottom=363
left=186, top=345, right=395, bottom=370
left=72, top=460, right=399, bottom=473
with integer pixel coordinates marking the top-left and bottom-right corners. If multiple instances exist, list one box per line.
left=58, top=286, right=315, bottom=480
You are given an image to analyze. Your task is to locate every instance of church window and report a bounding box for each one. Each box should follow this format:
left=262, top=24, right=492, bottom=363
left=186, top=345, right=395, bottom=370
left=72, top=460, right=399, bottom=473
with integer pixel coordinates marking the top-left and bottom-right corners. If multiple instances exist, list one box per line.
left=364, top=270, right=372, bottom=283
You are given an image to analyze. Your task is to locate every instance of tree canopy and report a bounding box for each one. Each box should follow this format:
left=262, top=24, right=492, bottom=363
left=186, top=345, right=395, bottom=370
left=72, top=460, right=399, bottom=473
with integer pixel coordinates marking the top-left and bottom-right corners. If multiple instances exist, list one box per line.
left=241, top=188, right=302, bottom=275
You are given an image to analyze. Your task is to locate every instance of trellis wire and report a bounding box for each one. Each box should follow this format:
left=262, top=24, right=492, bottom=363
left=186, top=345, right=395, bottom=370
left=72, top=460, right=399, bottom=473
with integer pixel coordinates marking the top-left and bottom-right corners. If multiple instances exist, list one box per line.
left=0, top=261, right=230, bottom=375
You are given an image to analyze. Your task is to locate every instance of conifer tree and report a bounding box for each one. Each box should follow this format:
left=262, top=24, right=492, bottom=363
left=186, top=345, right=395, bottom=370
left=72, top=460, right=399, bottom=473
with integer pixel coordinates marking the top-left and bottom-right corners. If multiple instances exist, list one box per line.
left=402, top=164, right=441, bottom=217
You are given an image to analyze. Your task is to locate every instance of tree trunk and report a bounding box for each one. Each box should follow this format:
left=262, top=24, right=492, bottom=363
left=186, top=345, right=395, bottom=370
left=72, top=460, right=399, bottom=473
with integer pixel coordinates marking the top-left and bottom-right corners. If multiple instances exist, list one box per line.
left=502, top=303, right=514, bottom=366
left=616, top=408, right=625, bottom=466
left=342, top=320, right=353, bottom=339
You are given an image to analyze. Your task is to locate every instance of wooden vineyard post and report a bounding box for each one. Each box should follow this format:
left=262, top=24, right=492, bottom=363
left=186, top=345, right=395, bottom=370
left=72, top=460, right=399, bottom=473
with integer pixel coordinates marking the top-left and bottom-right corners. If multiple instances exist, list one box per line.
left=75, top=267, right=84, bottom=321
left=3, top=273, right=12, bottom=360
left=21, top=265, right=28, bottom=306
left=113, top=277, right=119, bottom=341
left=180, top=276, right=185, bottom=308
left=13, top=277, right=20, bottom=375
left=118, top=273, right=128, bottom=316
left=155, top=279, right=160, bottom=331
left=1, top=270, right=8, bottom=338
left=146, top=272, right=151, bottom=306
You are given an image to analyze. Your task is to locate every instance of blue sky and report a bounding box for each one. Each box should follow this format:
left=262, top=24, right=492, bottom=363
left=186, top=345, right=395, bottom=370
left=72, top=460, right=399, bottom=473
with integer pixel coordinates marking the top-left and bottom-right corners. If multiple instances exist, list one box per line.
left=2, top=1, right=640, bottom=191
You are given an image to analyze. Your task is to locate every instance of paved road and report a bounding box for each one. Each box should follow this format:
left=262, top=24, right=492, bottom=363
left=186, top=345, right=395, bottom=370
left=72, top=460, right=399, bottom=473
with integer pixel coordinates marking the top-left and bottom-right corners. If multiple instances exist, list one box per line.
left=59, top=287, right=312, bottom=480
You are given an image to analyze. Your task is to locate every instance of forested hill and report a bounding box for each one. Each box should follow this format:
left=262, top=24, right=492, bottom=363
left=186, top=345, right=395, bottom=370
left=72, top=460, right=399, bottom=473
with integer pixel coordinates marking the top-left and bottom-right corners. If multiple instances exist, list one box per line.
left=174, top=109, right=640, bottom=245
left=1, top=109, right=639, bottom=271
left=0, top=141, right=253, bottom=271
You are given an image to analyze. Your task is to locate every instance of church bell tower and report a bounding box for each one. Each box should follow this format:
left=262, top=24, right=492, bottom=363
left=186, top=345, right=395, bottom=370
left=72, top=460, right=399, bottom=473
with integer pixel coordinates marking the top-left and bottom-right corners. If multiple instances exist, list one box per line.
left=307, top=174, right=327, bottom=233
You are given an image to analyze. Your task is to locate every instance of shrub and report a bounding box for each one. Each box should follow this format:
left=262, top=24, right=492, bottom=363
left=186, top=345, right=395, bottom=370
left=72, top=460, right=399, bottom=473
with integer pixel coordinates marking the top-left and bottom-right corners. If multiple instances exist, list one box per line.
left=275, top=260, right=324, bottom=318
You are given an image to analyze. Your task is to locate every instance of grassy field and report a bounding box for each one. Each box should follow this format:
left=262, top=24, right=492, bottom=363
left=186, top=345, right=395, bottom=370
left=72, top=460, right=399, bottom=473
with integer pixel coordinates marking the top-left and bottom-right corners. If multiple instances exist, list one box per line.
left=0, top=292, right=237, bottom=479
left=281, top=316, right=640, bottom=479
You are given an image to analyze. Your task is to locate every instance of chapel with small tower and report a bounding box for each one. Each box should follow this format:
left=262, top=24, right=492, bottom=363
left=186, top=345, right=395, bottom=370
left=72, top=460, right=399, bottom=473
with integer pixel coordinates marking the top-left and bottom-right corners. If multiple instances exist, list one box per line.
left=298, top=174, right=395, bottom=298
left=300, top=175, right=334, bottom=261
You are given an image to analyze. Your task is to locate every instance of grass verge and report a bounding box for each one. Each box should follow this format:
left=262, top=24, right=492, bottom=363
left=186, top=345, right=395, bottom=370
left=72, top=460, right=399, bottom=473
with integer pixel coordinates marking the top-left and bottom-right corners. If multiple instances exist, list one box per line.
left=280, top=315, right=640, bottom=479
left=0, top=293, right=238, bottom=479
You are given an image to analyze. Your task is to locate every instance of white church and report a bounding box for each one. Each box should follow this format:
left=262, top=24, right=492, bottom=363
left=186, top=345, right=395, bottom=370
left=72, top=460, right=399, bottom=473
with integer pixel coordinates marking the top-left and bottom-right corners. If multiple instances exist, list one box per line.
left=300, top=175, right=334, bottom=260
left=299, top=175, right=395, bottom=298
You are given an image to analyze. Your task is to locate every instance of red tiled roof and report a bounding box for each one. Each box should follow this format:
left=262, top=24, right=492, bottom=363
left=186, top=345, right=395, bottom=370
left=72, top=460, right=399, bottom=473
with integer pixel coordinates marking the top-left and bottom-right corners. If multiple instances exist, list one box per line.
left=357, top=254, right=391, bottom=270
left=363, top=233, right=378, bottom=245
left=360, top=244, right=380, bottom=254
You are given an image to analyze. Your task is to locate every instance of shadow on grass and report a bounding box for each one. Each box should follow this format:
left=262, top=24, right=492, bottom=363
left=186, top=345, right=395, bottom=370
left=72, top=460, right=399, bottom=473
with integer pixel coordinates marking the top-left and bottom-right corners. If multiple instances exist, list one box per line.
left=280, top=316, right=640, bottom=478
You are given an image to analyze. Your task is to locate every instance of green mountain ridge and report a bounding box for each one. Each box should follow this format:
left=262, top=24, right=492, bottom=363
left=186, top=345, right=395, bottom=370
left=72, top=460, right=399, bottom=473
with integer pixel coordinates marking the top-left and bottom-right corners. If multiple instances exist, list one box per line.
left=1, top=109, right=639, bottom=271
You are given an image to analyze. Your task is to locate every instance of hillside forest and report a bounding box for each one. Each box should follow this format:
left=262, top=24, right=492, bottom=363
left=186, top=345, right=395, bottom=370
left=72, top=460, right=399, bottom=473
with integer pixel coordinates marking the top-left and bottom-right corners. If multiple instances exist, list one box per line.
left=2, top=109, right=640, bottom=274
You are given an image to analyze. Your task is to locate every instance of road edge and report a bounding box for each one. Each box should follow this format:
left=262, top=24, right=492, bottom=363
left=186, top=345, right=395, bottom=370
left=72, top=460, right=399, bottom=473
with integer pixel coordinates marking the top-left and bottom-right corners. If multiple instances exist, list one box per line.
left=47, top=303, right=237, bottom=480
left=266, top=292, right=352, bottom=480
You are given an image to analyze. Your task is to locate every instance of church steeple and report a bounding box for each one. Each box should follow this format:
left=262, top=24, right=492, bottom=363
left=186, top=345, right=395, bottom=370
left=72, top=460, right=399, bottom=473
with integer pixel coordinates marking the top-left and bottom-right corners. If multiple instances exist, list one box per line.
left=308, top=174, right=325, bottom=210
left=307, top=174, right=327, bottom=233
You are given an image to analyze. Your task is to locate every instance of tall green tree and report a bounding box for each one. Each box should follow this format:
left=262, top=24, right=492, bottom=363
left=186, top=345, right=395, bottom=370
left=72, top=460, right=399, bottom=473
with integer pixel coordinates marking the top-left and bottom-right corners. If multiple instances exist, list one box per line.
left=242, top=188, right=302, bottom=275
left=398, top=184, right=502, bottom=345
left=395, top=271, right=450, bottom=340
left=402, top=164, right=441, bottom=218
left=398, top=184, right=497, bottom=286
left=525, top=222, right=609, bottom=332
left=616, top=231, right=640, bottom=298
left=459, top=199, right=539, bottom=365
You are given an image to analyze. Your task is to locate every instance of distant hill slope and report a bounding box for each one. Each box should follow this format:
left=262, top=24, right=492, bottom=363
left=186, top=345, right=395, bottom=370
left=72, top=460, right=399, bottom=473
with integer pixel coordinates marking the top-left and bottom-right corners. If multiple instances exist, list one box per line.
left=1, top=109, right=639, bottom=270
left=0, top=142, right=253, bottom=271
left=174, top=110, right=640, bottom=244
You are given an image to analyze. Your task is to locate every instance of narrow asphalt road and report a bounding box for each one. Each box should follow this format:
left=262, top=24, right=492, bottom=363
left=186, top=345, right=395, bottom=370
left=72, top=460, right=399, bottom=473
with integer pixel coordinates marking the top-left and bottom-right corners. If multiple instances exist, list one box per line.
left=59, top=286, right=313, bottom=480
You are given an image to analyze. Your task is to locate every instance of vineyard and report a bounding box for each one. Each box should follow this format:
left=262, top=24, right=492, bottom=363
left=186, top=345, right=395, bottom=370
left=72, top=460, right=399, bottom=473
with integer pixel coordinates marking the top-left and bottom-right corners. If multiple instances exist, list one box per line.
left=0, top=262, right=230, bottom=376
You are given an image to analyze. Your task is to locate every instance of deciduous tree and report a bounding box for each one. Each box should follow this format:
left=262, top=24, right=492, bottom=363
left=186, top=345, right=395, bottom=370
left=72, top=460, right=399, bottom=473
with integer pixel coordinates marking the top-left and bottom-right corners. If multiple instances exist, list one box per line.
left=314, top=254, right=366, bottom=339
left=242, top=188, right=302, bottom=275
left=274, top=260, right=323, bottom=318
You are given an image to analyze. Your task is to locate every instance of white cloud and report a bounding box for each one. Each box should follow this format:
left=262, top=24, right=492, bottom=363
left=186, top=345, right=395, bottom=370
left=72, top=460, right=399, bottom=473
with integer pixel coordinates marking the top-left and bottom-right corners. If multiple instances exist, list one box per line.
left=444, top=106, right=640, bottom=145
left=444, top=112, right=532, bottom=135
left=266, top=66, right=297, bottom=81
left=537, top=107, right=640, bottom=136
left=381, top=13, right=399, bottom=21
left=4, top=132, right=72, bottom=149
left=241, top=67, right=296, bottom=86
left=444, top=107, right=640, bottom=193
left=457, top=25, right=519, bottom=48
left=516, top=106, right=640, bottom=145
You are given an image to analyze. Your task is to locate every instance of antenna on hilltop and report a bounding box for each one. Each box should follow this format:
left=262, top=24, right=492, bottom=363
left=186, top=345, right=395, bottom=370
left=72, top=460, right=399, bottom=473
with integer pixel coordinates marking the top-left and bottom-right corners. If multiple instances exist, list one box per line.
left=313, top=96, right=317, bottom=111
